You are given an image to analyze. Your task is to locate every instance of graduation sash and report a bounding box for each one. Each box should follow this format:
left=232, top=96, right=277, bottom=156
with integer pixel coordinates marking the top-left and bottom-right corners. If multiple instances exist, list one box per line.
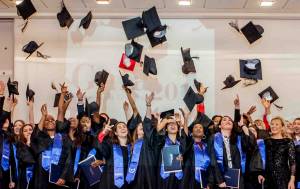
left=113, top=144, right=130, bottom=188
left=88, top=148, right=96, bottom=157
left=12, top=144, right=19, bottom=177
left=160, top=137, right=183, bottom=180
left=126, top=139, right=143, bottom=183
left=26, top=165, right=33, bottom=183
left=257, top=139, right=266, bottom=170
left=73, top=147, right=81, bottom=175
left=41, top=133, right=63, bottom=171
left=1, top=138, right=10, bottom=171
left=214, top=132, right=246, bottom=173
left=194, top=142, right=210, bottom=183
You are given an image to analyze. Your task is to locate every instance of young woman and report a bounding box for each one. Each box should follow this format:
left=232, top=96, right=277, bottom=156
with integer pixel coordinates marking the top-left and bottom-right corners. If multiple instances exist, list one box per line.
left=208, top=116, right=252, bottom=189
left=16, top=124, right=35, bottom=189
left=96, top=120, right=131, bottom=189
left=258, top=117, right=296, bottom=189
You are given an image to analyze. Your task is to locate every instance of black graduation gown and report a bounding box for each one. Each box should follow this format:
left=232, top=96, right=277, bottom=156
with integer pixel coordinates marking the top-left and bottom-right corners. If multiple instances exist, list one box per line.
left=182, top=136, right=213, bottom=189
left=295, top=141, right=300, bottom=187
left=95, top=138, right=130, bottom=189
left=127, top=117, right=157, bottom=189
left=208, top=132, right=252, bottom=189
left=30, top=127, right=72, bottom=189
left=156, top=130, right=188, bottom=189
left=16, top=142, right=35, bottom=189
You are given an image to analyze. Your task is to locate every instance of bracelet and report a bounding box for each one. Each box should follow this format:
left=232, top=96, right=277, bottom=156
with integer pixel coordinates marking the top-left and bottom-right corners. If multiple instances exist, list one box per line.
left=146, top=103, right=151, bottom=107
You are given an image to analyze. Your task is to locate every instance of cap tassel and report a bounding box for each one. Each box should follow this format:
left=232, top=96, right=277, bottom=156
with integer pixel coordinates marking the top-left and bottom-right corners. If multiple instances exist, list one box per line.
left=21, top=20, right=28, bottom=33
left=243, top=79, right=258, bottom=87
left=37, top=51, right=50, bottom=59
left=274, top=103, right=283, bottom=110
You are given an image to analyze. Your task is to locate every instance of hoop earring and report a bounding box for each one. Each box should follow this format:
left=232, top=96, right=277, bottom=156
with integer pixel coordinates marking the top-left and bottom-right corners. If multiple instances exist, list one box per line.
left=202, top=135, right=206, bottom=140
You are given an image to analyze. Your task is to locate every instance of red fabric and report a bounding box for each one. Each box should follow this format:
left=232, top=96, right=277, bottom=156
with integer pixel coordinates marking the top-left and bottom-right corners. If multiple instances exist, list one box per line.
left=97, top=131, right=106, bottom=143
left=119, top=53, right=136, bottom=71
left=197, top=103, right=205, bottom=113
left=263, top=114, right=270, bottom=130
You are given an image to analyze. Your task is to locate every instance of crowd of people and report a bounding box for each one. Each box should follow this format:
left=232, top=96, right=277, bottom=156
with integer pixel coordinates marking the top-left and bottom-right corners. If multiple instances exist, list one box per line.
left=0, top=80, right=299, bottom=189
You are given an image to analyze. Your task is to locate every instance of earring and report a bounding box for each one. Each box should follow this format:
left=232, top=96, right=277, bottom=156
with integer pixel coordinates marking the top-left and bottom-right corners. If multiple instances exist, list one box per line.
left=202, top=135, right=206, bottom=140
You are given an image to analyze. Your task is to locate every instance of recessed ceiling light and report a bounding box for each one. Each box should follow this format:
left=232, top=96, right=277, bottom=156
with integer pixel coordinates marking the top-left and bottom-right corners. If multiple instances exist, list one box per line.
left=260, top=1, right=274, bottom=7
left=15, top=0, right=23, bottom=5
left=96, top=0, right=110, bottom=5
left=178, top=0, right=192, bottom=6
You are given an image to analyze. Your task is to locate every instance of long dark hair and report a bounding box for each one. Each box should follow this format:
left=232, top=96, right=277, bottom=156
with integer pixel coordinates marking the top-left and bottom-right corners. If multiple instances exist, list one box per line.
left=68, top=120, right=84, bottom=146
left=111, top=122, right=131, bottom=145
left=19, top=124, right=33, bottom=145
left=220, top=116, right=238, bottom=144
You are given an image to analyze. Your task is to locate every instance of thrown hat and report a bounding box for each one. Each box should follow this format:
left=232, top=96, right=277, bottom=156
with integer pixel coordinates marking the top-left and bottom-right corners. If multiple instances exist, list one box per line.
left=94, top=70, right=109, bottom=86
left=79, top=11, right=92, bottom=29
left=221, top=75, right=241, bottom=90
left=26, top=84, right=35, bottom=102
left=183, top=87, right=204, bottom=112
left=16, top=0, right=36, bottom=20
left=143, top=55, right=157, bottom=76
left=241, top=21, right=264, bottom=44
left=122, top=17, right=145, bottom=40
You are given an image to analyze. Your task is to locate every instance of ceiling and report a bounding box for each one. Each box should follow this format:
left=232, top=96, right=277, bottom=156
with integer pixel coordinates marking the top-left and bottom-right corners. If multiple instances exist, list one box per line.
left=1, top=0, right=300, bottom=19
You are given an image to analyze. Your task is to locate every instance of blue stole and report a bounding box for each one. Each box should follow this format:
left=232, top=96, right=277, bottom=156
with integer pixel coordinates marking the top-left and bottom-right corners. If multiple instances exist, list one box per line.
left=214, top=132, right=246, bottom=173
left=257, top=139, right=266, bottom=170
left=13, top=144, right=19, bottom=177
left=41, top=133, right=63, bottom=171
left=88, top=148, right=96, bottom=157
left=126, top=139, right=143, bottom=183
left=26, top=165, right=33, bottom=183
left=160, top=137, right=183, bottom=180
left=194, top=142, right=210, bottom=183
left=73, top=147, right=81, bottom=175
left=113, top=144, right=130, bottom=188
left=1, top=138, right=10, bottom=171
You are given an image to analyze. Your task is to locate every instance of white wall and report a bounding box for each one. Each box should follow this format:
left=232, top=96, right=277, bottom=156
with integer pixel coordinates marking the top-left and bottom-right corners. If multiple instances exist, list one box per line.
left=13, top=18, right=300, bottom=123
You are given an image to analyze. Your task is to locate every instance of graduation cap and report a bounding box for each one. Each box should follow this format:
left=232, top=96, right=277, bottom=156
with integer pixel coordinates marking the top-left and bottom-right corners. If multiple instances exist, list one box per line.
left=181, top=47, right=198, bottom=74
left=85, top=99, right=100, bottom=117
left=221, top=75, right=241, bottom=90
left=94, top=70, right=109, bottom=86
left=241, top=21, right=264, bottom=44
left=183, top=87, right=204, bottom=112
left=125, top=40, right=143, bottom=62
left=147, top=25, right=167, bottom=47
left=160, top=109, right=174, bottom=119
left=22, top=41, right=44, bottom=60
left=258, top=86, right=279, bottom=104
left=57, top=3, right=74, bottom=28
left=26, top=84, right=35, bottom=102
left=119, top=53, right=136, bottom=71
left=79, top=11, right=92, bottom=29
left=143, top=55, right=157, bottom=76
left=122, top=17, right=145, bottom=40
left=7, top=78, right=19, bottom=96
left=240, top=59, right=262, bottom=80
left=119, top=71, right=134, bottom=87
left=53, top=93, right=61, bottom=107
left=16, top=0, right=36, bottom=20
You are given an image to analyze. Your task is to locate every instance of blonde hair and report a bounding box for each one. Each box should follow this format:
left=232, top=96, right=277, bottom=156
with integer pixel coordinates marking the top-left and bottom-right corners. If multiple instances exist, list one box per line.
left=270, top=116, right=290, bottom=138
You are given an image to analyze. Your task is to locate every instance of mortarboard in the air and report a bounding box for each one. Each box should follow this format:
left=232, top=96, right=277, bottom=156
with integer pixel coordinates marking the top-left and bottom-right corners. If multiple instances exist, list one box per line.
left=79, top=11, right=92, bottom=29
left=143, top=55, right=157, bottom=76
left=53, top=93, right=61, bottom=107
left=26, top=84, right=35, bottom=102
left=239, top=59, right=262, bottom=80
left=241, top=21, right=264, bottom=44
left=119, top=53, right=136, bottom=71
left=119, top=71, right=134, bottom=87
left=122, top=17, right=145, bottom=40
left=142, top=6, right=162, bottom=32
left=221, top=75, right=241, bottom=90
left=16, top=0, right=36, bottom=20
left=258, top=86, right=283, bottom=109
left=125, top=40, right=143, bottom=62
left=147, top=25, right=167, bottom=47
left=160, top=109, right=174, bottom=119
left=94, top=70, right=109, bottom=86
left=7, top=78, right=19, bottom=96
left=22, top=41, right=44, bottom=60
left=85, top=99, right=100, bottom=117
left=181, top=47, right=199, bottom=74
left=183, top=87, right=204, bottom=112
left=57, top=2, right=74, bottom=28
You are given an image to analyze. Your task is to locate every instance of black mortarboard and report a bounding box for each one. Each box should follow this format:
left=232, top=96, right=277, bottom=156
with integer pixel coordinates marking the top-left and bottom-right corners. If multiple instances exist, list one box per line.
left=127, top=114, right=143, bottom=131
left=110, top=118, right=118, bottom=126
left=143, top=55, right=157, bottom=76
left=79, top=11, right=92, bottom=29
left=7, top=78, right=19, bottom=96
left=189, top=112, right=213, bottom=133
left=221, top=75, right=241, bottom=90
left=240, top=59, right=262, bottom=80
left=160, top=109, right=174, bottom=119
left=53, top=93, right=61, bottom=107
left=16, top=0, right=36, bottom=20
left=94, top=69, right=109, bottom=86
left=85, top=99, right=99, bottom=117
left=57, top=3, right=74, bottom=28
left=183, top=87, right=204, bottom=112
left=22, top=41, right=44, bottom=60
left=122, top=17, right=145, bottom=40
left=241, top=21, right=264, bottom=44
left=258, top=86, right=279, bottom=104
left=142, top=6, right=161, bottom=32
left=125, top=40, right=143, bottom=62
left=119, top=71, right=134, bottom=87
left=26, top=84, right=35, bottom=102
left=147, top=25, right=167, bottom=47
left=181, top=47, right=198, bottom=74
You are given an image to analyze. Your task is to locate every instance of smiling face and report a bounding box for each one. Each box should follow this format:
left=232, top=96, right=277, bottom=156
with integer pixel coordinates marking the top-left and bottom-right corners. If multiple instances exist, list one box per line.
left=115, top=122, right=128, bottom=138
left=293, top=119, right=300, bottom=135
left=220, top=116, right=233, bottom=131
left=22, top=125, right=33, bottom=139
left=14, top=120, right=24, bottom=136
left=192, top=124, right=204, bottom=138
left=69, top=117, right=79, bottom=129
left=44, top=115, right=56, bottom=130
left=270, top=118, right=284, bottom=136
left=285, top=120, right=295, bottom=134
left=80, top=116, right=91, bottom=132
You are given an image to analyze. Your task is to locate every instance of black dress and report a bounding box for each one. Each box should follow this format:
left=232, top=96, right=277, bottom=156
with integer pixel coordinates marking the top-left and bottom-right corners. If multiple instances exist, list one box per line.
left=261, top=138, right=296, bottom=189
left=30, top=127, right=72, bottom=189
left=127, top=117, right=157, bottom=189
left=16, top=142, right=35, bottom=189
left=95, top=138, right=130, bottom=189
left=295, top=139, right=300, bottom=188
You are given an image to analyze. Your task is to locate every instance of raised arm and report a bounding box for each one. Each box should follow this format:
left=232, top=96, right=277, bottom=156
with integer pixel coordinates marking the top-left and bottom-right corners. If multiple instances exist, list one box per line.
left=27, top=100, right=34, bottom=126
left=233, top=95, right=241, bottom=123
left=38, top=104, right=48, bottom=131
left=261, top=99, right=271, bottom=130
left=123, top=101, right=130, bottom=121
left=179, top=108, right=190, bottom=136
left=123, top=86, right=139, bottom=116
left=57, top=83, right=72, bottom=122
left=96, top=83, right=105, bottom=109
left=76, top=88, right=85, bottom=119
